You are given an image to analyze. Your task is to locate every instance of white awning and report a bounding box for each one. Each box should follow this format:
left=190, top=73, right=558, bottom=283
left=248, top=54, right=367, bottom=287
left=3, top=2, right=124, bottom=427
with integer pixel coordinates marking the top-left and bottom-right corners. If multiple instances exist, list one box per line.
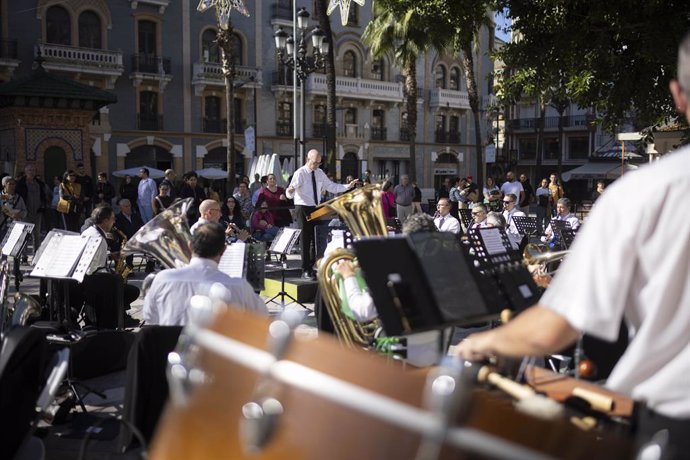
left=562, top=162, right=639, bottom=182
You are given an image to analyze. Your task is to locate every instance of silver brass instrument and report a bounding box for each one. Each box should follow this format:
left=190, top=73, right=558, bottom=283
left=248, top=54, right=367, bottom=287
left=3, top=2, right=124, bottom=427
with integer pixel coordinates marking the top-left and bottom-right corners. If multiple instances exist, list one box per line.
left=316, top=184, right=388, bottom=348
left=123, top=198, right=193, bottom=269
left=522, top=243, right=569, bottom=266
left=0, top=257, right=41, bottom=337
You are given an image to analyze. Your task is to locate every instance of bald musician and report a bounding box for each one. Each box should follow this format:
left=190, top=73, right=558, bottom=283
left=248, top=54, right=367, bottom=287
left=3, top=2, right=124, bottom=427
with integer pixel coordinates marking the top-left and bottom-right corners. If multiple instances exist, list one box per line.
left=456, top=33, right=690, bottom=457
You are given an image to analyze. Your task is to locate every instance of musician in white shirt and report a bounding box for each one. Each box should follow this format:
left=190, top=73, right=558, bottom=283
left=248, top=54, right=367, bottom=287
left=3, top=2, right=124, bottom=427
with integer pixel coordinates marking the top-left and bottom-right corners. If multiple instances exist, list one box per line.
left=433, top=198, right=461, bottom=234
left=469, top=204, right=489, bottom=229
left=286, top=149, right=357, bottom=279
left=144, top=223, right=267, bottom=326
left=541, top=197, right=580, bottom=243
left=501, top=193, right=525, bottom=237
left=457, top=34, right=690, bottom=456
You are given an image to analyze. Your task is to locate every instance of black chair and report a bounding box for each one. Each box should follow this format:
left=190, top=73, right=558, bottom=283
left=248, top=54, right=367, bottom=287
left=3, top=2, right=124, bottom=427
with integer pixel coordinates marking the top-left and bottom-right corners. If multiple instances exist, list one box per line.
left=119, top=325, right=183, bottom=453
left=0, top=327, right=48, bottom=459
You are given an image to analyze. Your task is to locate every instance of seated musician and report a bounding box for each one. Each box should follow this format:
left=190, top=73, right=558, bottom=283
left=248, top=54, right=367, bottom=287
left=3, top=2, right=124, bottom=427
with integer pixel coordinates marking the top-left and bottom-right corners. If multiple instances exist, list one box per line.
left=456, top=45, right=690, bottom=456
left=0, top=176, right=27, bottom=240
left=77, top=205, right=140, bottom=328
left=500, top=193, right=525, bottom=238
left=191, top=199, right=249, bottom=242
left=541, top=197, right=580, bottom=243
left=485, top=212, right=520, bottom=250
left=143, top=223, right=267, bottom=326
left=433, top=198, right=461, bottom=234
left=331, top=214, right=448, bottom=367
left=469, top=204, right=489, bottom=229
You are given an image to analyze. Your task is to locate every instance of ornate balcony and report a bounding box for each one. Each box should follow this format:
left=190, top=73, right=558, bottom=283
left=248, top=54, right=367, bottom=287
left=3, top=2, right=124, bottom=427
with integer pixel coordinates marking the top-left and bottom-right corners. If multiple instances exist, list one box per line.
left=306, top=74, right=404, bottom=103
left=35, top=42, right=124, bottom=89
left=276, top=121, right=293, bottom=137
left=129, top=54, right=172, bottom=90
left=428, top=88, right=470, bottom=110
left=192, top=62, right=262, bottom=96
left=370, top=127, right=387, bottom=141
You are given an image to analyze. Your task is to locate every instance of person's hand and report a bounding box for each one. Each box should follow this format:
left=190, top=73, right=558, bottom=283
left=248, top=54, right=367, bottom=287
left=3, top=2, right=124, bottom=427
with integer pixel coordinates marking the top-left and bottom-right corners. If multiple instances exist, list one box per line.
left=348, top=179, right=359, bottom=189
left=259, top=219, right=268, bottom=227
left=279, top=193, right=287, bottom=201
left=334, top=260, right=355, bottom=279
left=287, top=185, right=295, bottom=194
left=455, top=332, right=495, bottom=362
left=225, top=224, right=236, bottom=236
left=237, top=229, right=250, bottom=242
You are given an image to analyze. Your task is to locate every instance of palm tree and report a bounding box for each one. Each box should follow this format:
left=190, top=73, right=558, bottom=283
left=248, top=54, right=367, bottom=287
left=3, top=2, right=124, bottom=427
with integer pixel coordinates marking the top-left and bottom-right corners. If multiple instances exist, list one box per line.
left=363, top=4, right=433, bottom=182
left=315, top=0, right=337, bottom=174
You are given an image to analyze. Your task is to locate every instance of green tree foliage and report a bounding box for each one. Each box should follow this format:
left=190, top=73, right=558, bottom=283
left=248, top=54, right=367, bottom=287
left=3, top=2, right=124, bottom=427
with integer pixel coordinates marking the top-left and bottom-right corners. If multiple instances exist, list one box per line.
left=496, top=0, right=690, bottom=131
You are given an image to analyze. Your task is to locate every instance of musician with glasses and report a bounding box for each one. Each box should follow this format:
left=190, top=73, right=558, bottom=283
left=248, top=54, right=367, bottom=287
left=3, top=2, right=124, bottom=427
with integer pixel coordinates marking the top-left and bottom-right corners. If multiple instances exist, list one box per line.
left=469, top=204, right=489, bottom=229
left=191, top=199, right=249, bottom=242
left=433, top=198, right=461, bottom=234
left=143, top=223, right=267, bottom=326
left=501, top=193, right=525, bottom=238
left=456, top=32, right=690, bottom=457
left=286, top=149, right=357, bottom=280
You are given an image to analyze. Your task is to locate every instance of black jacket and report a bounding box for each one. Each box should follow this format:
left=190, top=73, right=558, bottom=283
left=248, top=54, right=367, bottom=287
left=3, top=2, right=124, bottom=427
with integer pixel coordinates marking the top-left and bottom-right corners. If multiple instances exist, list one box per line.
left=15, top=176, right=48, bottom=211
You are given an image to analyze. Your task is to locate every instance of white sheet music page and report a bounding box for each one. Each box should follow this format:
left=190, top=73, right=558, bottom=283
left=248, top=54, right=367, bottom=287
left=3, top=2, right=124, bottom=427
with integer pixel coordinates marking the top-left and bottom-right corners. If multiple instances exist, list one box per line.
left=482, top=228, right=507, bottom=255
left=271, top=227, right=299, bottom=254
left=31, top=234, right=61, bottom=278
left=71, top=236, right=104, bottom=282
left=37, top=234, right=88, bottom=278
left=2, top=223, right=25, bottom=256
left=218, top=242, right=246, bottom=278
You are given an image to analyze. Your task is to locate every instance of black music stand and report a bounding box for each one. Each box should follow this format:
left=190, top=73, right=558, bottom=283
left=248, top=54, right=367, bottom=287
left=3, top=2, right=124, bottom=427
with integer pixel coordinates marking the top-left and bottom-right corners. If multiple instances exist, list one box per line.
left=458, top=208, right=473, bottom=229
left=265, top=228, right=305, bottom=309
left=466, top=227, right=540, bottom=313
left=1, top=221, right=35, bottom=290
left=512, top=215, right=538, bottom=236
left=549, top=219, right=573, bottom=250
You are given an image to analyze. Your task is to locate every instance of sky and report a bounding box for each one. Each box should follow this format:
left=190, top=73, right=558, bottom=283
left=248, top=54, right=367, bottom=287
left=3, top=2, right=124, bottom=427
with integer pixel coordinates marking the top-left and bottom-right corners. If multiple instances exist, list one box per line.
left=495, top=10, right=511, bottom=42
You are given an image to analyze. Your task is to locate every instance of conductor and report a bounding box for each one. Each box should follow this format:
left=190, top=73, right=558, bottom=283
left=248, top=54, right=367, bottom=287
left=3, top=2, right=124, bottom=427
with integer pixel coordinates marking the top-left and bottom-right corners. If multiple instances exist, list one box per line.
left=286, top=149, right=357, bottom=280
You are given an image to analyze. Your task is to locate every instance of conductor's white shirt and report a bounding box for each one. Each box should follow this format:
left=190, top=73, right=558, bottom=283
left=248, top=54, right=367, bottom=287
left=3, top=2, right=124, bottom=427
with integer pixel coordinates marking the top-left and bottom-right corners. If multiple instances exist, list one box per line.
left=540, top=147, right=690, bottom=418
left=286, top=166, right=349, bottom=206
left=144, top=257, right=267, bottom=326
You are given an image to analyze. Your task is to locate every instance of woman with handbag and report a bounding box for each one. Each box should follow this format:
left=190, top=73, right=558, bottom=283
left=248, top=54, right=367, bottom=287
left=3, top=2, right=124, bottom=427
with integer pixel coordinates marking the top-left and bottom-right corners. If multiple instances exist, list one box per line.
left=57, top=170, right=83, bottom=232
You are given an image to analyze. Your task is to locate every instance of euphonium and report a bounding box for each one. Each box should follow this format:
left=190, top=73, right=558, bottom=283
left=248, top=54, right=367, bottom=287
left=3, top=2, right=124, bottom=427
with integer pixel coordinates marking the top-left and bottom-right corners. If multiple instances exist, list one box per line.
left=316, top=184, right=388, bottom=348
left=123, top=198, right=193, bottom=269
left=522, top=243, right=569, bottom=266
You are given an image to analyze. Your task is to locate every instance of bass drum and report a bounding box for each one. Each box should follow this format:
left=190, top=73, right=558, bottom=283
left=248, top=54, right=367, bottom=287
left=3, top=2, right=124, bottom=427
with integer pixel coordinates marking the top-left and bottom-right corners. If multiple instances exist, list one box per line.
left=149, top=310, right=632, bottom=460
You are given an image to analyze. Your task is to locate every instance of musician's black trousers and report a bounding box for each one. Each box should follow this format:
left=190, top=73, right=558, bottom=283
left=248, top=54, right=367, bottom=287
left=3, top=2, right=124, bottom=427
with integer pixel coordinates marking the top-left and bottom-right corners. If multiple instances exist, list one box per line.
left=633, top=404, right=690, bottom=459
left=70, top=273, right=140, bottom=329
left=295, top=205, right=316, bottom=273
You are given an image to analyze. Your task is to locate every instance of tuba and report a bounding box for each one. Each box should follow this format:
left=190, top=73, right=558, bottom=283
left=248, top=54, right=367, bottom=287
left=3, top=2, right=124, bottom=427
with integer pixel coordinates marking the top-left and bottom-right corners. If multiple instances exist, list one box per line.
left=123, top=198, right=193, bottom=269
left=316, top=184, right=388, bottom=348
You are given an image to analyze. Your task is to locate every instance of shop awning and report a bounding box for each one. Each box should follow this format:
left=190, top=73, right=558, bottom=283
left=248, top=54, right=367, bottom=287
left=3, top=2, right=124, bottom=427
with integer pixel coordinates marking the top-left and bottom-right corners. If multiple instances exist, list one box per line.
left=562, top=162, right=639, bottom=182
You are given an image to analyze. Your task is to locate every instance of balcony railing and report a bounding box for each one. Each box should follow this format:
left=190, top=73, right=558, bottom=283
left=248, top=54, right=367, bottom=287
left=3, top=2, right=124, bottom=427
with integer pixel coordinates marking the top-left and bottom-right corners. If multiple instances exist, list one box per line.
left=400, top=128, right=411, bottom=142
left=428, top=88, right=470, bottom=110
left=192, top=62, right=260, bottom=87
left=435, top=130, right=450, bottom=143
left=448, top=131, right=460, bottom=143
left=137, top=114, right=163, bottom=131
left=307, top=74, right=403, bottom=102
left=131, top=54, right=171, bottom=74
left=35, top=42, right=124, bottom=87
left=276, top=121, right=293, bottom=137
left=272, top=70, right=296, bottom=87
left=509, top=115, right=591, bottom=131
left=370, top=127, right=387, bottom=141
left=0, top=39, right=18, bottom=59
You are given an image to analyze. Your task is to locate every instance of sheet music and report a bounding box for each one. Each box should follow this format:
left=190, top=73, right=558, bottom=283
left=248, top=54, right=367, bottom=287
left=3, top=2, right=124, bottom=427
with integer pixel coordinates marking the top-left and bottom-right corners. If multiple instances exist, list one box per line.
left=2, top=223, right=25, bottom=256
left=218, top=242, right=246, bottom=278
left=71, top=236, right=104, bottom=282
left=271, top=228, right=300, bottom=254
left=30, top=234, right=88, bottom=278
left=481, top=228, right=507, bottom=255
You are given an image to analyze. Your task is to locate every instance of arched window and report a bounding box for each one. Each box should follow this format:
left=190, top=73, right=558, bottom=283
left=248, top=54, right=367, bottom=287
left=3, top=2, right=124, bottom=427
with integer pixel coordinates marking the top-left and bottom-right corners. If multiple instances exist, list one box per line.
left=341, top=152, right=359, bottom=181
left=343, top=50, right=357, bottom=77
left=46, top=5, right=71, bottom=45
left=232, top=33, right=243, bottom=66
left=204, top=96, right=221, bottom=132
left=78, top=11, right=102, bottom=49
left=371, top=58, right=384, bottom=81
left=202, top=29, right=220, bottom=63
left=435, top=64, right=446, bottom=89
left=450, top=67, right=461, bottom=91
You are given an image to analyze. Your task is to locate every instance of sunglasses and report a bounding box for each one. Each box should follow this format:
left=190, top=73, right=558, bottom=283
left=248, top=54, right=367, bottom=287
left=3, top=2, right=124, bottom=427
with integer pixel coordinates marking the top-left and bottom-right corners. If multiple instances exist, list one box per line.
left=472, top=211, right=485, bottom=216
left=503, top=201, right=513, bottom=205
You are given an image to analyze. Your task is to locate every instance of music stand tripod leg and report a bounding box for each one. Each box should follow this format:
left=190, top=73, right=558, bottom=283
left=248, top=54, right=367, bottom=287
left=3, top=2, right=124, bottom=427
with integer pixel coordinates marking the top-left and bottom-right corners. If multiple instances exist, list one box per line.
left=265, top=264, right=308, bottom=310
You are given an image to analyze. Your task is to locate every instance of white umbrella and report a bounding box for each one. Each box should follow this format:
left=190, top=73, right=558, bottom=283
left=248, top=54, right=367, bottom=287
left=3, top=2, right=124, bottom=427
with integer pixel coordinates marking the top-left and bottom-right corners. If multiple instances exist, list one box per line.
left=112, top=166, right=166, bottom=179
left=195, top=167, right=229, bottom=180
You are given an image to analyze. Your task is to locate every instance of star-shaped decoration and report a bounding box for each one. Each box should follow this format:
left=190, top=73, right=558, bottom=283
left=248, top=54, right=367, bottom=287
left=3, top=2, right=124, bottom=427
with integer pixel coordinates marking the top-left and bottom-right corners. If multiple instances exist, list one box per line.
left=197, top=0, right=250, bottom=30
left=327, top=0, right=366, bottom=26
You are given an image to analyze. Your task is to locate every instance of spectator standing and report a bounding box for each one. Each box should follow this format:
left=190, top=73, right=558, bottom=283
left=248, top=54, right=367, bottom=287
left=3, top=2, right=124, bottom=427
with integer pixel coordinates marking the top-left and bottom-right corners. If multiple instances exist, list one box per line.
left=119, top=175, right=138, bottom=212
left=57, top=170, right=82, bottom=232
left=234, top=181, right=254, bottom=223
left=548, top=173, right=565, bottom=217
left=15, top=163, right=49, bottom=253
left=152, top=183, right=174, bottom=216
left=160, top=169, right=178, bottom=199
left=249, top=173, right=262, bottom=196
left=535, top=178, right=551, bottom=233
left=49, top=175, right=61, bottom=231
left=591, top=180, right=606, bottom=202
left=251, top=175, right=267, bottom=206
left=257, top=173, right=292, bottom=227
left=412, top=181, right=423, bottom=214
left=519, top=174, right=534, bottom=214
left=179, top=171, right=206, bottom=224
left=436, top=177, right=451, bottom=201
left=75, top=162, right=93, bottom=217
left=380, top=180, right=396, bottom=219
left=137, top=168, right=157, bottom=223
left=393, top=175, right=414, bottom=222
left=499, top=171, right=524, bottom=204
left=93, top=172, right=115, bottom=207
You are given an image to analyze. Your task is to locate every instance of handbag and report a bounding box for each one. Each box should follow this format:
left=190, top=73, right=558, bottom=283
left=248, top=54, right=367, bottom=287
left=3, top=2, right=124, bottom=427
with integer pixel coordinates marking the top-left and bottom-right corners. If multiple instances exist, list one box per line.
left=56, top=197, right=70, bottom=214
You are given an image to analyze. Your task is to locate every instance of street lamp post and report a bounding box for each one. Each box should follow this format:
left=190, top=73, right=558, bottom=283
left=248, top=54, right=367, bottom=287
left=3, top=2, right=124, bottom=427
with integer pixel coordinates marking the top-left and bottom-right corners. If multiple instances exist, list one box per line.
left=197, top=0, right=249, bottom=194
left=274, top=7, right=329, bottom=168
